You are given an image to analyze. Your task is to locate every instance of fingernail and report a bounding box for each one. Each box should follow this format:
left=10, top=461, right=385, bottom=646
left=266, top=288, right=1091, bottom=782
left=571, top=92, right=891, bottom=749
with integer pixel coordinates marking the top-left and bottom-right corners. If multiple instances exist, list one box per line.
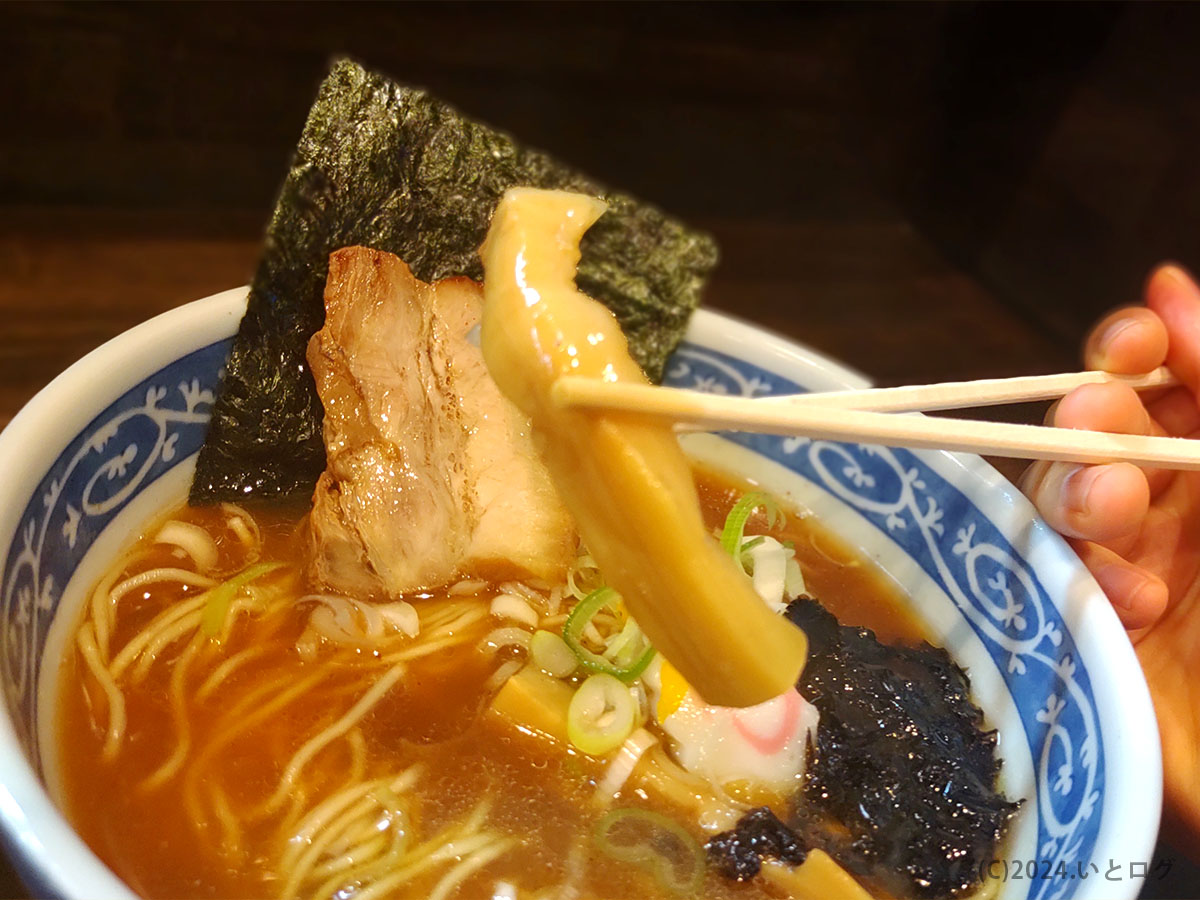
left=1151, top=263, right=1199, bottom=302
left=1160, top=263, right=1195, bottom=289
left=1096, top=317, right=1138, bottom=358
left=1061, top=466, right=1101, bottom=516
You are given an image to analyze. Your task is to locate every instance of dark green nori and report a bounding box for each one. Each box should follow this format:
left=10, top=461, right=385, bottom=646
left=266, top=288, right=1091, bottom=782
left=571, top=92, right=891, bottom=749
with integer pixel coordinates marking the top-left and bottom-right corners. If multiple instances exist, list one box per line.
left=784, top=597, right=1019, bottom=898
left=706, top=807, right=808, bottom=881
left=190, top=59, right=717, bottom=505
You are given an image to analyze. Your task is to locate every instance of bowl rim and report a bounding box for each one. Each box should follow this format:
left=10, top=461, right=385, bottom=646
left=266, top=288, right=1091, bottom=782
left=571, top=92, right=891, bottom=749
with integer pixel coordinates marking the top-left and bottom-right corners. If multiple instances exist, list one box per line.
left=0, top=288, right=1163, bottom=900
left=683, top=310, right=1163, bottom=900
left=0, top=287, right=247, bottom=899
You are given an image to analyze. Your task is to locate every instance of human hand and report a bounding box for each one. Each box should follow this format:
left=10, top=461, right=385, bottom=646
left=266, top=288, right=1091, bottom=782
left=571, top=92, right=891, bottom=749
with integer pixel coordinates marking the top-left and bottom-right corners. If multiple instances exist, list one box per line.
left=1021, top=264, right=1200, bottom=856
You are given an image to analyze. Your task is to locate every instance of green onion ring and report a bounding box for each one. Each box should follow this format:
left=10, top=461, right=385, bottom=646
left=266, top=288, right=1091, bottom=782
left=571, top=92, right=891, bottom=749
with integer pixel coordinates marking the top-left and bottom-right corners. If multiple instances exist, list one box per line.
left=719, top=491, right=784, bottom=560
left=568, top=673, right=637, bottom=755
left=594, top=807, right=705, bottom=895
left=563, top=588, right=655, bottom=682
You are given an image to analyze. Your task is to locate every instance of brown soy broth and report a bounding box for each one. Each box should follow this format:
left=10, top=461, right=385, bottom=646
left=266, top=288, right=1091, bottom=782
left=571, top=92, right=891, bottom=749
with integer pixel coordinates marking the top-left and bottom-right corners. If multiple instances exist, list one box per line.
left=57, top=472, right=928, bottom=899
left=694, top=466, right=926, bottom=645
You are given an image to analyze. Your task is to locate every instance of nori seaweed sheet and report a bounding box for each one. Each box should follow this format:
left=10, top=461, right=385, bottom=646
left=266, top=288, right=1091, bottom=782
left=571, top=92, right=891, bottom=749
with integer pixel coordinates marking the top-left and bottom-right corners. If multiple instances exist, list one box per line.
left=784, top=597, right=1019, bottom=898
left=191, top=59, right=718, bottom=505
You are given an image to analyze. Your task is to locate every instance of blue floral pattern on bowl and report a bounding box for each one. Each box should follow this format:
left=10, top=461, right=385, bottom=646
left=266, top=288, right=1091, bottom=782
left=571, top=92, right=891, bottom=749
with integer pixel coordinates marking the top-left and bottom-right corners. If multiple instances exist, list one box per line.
left=1, top=340, right=230, bottom=766
left=1, top=336, right=1103, bottom=900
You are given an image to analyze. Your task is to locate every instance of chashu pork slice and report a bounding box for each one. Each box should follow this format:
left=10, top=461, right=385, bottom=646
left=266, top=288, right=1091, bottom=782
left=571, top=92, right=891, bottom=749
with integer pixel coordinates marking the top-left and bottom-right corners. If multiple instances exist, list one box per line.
left=307, top=246, right=576, bottom=597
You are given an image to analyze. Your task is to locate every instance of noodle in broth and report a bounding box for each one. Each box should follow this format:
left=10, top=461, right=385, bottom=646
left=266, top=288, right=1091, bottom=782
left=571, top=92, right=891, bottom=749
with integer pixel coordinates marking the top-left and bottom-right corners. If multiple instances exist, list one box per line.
left=57, top=469, right=925, bottom=900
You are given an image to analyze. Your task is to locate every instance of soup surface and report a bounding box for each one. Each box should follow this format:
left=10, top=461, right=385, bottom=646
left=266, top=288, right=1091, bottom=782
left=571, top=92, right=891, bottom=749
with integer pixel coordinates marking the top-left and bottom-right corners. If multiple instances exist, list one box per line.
left=57, top=467, right=927, bottom=900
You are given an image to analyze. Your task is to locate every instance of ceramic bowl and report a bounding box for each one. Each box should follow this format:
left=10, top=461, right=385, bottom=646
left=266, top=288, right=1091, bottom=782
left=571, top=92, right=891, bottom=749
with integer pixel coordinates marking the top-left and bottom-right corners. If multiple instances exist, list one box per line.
left=0, top=288, right=1161, bottom=899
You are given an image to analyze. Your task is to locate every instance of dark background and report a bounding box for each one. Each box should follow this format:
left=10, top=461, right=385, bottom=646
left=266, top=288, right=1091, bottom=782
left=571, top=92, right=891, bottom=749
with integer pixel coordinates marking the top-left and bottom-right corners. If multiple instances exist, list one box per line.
left=2, top=2, right=1200, bottom=898
left=7, top=3, right=1200, bottom=401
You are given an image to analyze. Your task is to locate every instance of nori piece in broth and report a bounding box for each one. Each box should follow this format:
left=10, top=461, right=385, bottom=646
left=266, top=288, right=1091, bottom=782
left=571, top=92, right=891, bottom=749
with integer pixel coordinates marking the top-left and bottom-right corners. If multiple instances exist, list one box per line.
left=784, top=597, right=1019, bottom=898
left=706, top=806, right=808, bottom=881
left=190, top=59, right=718, bottom=505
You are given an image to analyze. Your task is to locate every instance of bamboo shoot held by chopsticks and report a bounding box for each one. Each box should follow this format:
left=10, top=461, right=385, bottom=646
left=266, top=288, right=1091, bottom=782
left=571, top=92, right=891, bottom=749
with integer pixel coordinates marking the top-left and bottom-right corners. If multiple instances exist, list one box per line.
left=479, top=188, right=807, bottom=708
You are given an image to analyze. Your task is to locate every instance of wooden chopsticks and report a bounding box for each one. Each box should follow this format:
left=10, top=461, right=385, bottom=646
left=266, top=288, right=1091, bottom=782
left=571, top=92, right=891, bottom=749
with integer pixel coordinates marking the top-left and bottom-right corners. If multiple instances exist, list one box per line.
left=747, top=367, right=1179, bottom=413
left=550, top=367, right=1200, bottom=470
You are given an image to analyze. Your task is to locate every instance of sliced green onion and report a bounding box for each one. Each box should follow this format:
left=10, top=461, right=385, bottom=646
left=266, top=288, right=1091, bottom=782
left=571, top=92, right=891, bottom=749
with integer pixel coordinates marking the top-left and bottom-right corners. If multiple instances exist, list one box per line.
left=568, top=673, right=637, bottom=755
left=746, top=536, right=789, bottom=610
left=720, top=491, right=784, bottom=558
left=784, top=556, right=806, bottom=600
left=603, top=618, right=642, bottom=665
left=566, top=553, right=604, bottom=601
left=738, top=534, right=766, bottom=572
left=721, top=492, right=786, bottom=579
left=563, top=588, right=655, bottom=682
left=199, top=562, right=285, bottom=638
left=530, top=629, right=578, bottom=678
left=594, top=807, right=705, bottom=895
left=739, top=535, right=767, bottom=554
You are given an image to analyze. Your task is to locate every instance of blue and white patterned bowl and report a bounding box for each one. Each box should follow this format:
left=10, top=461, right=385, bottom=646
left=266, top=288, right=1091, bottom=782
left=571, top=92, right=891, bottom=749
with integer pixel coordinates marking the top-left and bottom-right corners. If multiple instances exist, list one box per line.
left=0, top=288, right=1161, bottom=899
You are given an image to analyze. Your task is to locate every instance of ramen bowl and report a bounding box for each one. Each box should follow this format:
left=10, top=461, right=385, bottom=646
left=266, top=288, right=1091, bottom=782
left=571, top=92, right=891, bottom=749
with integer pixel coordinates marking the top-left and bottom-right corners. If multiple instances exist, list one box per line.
left=0, top=287, right=1161, bottom=899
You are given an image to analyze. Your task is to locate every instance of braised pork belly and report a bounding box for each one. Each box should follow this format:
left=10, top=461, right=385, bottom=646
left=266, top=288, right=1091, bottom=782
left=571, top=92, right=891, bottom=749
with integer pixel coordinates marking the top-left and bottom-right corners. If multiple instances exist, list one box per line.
left=306, top=246, right=575, bottom=597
